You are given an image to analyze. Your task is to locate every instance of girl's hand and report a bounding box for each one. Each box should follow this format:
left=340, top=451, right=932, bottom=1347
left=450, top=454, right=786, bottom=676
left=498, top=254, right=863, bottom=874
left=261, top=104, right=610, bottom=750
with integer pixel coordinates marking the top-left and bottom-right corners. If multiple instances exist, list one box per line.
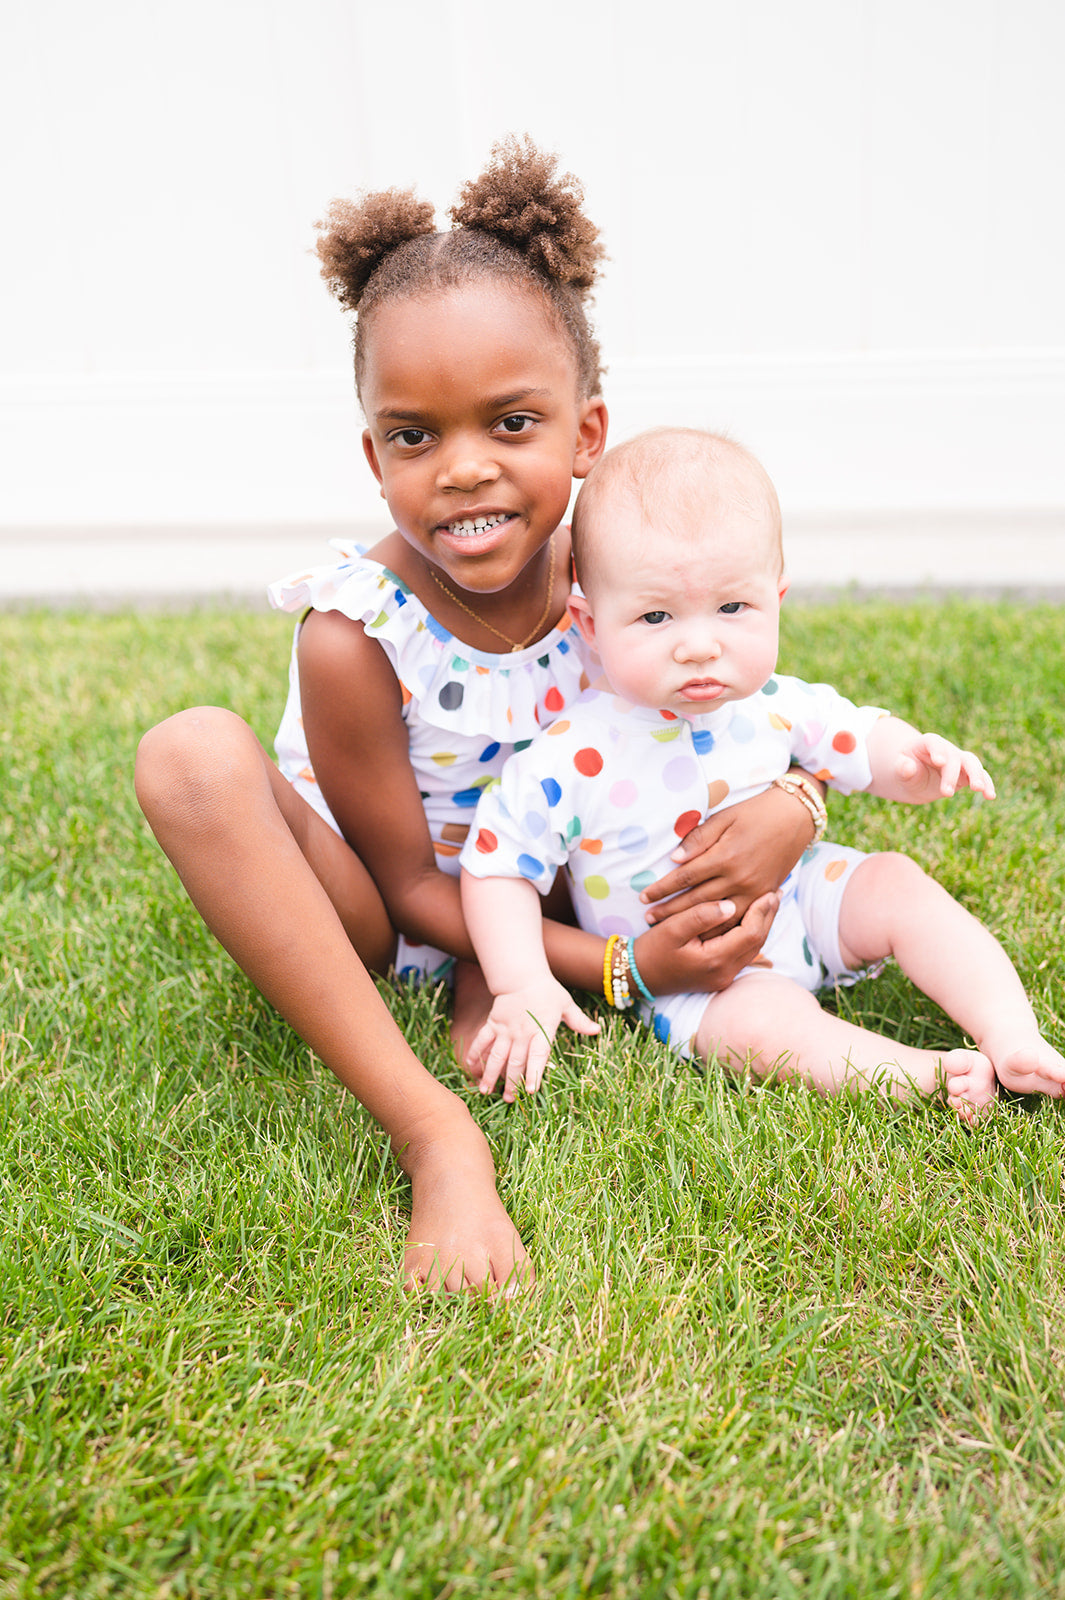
left=633, top=893, right=780, bottom=996
left=641, top=784, right=818, bottom=927
left=894, top=734, right=996, bottom=802
left=467, top=979, right=600, bottom=1104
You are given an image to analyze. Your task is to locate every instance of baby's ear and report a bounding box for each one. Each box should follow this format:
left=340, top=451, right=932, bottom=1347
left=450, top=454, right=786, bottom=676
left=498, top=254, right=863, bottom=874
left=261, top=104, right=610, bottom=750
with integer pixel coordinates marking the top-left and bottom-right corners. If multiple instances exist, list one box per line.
left=567, top=591, right=597, bottom=646
left=778, top=572, right=790, bottom=605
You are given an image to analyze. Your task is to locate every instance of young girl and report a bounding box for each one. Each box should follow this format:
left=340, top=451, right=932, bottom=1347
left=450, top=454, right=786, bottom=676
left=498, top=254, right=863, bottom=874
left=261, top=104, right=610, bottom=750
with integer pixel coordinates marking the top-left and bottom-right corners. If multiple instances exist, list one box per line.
left=135, top=141, right=820, bottom=1293
left=460, top=428, right=1065, bottom=1114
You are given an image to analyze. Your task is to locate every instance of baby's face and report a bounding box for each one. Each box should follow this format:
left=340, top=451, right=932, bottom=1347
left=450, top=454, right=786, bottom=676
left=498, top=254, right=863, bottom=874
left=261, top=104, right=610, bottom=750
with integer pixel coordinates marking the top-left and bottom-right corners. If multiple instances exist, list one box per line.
left=570, top=503, right=787, bottom=717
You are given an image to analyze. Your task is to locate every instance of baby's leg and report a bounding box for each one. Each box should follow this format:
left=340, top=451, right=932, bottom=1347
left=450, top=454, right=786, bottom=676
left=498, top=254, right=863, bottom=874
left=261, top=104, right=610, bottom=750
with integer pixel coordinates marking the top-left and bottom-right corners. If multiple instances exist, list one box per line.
left=838, top=852, right=1065, bottom=1098
left=694, top=974, right=994, bottom=1119
left=135, top=707, right=529, bottom=1292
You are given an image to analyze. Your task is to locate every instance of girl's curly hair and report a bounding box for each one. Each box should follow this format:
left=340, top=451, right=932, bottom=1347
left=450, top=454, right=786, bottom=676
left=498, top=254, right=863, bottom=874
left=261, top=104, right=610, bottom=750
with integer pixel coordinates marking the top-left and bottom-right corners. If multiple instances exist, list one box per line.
left=315, top=135, right=605, bottom=397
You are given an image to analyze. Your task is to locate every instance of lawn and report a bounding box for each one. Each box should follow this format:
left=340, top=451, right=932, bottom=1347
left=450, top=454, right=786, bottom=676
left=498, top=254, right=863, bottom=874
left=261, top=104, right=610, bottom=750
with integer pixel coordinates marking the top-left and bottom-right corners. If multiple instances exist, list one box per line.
left=2, top=602, right=1064, bottom=1599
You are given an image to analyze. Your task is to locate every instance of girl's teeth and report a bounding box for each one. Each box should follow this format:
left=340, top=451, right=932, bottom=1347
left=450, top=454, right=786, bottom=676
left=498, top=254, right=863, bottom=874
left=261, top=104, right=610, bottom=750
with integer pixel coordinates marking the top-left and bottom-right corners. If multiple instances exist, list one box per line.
left=448, top=514, right=507, bottom=536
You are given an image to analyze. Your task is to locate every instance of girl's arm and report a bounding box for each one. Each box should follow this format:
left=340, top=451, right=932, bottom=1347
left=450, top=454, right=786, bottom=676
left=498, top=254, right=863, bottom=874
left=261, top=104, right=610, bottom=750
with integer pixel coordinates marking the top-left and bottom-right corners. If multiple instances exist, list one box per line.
left=299, top=612, right=784, bottom=998
left=461, top=873, right=599, bottom=1102
left=639, top=777, right=822, bottom=927
left=299, top=610, right=478, bottom=958
left=864, top=717, right=995, bottom=804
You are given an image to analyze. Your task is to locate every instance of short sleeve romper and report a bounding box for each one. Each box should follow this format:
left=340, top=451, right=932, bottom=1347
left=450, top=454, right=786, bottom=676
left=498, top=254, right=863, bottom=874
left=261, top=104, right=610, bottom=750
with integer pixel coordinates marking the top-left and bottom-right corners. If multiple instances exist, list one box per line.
left=461, top=677, right=890, bottom=1056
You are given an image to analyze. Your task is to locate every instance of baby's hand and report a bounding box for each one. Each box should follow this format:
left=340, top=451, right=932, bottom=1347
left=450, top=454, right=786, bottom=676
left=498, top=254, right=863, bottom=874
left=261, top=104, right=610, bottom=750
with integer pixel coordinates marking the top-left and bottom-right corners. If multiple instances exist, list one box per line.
left=895, top=733, right=996, bottom=802
left=466, top=979, right=600, bottom=1104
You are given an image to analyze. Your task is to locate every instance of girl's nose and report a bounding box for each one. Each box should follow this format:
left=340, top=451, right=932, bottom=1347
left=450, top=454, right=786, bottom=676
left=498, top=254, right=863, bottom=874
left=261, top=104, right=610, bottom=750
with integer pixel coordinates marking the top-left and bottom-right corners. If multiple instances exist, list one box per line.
left=437, top=440, right=501, bottom=494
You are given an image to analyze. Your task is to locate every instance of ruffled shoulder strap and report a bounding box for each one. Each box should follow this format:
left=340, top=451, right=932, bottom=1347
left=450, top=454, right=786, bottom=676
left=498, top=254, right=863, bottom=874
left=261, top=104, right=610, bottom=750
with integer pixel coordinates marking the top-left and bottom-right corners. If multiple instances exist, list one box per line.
left=268, top=541, right=592, bottom=742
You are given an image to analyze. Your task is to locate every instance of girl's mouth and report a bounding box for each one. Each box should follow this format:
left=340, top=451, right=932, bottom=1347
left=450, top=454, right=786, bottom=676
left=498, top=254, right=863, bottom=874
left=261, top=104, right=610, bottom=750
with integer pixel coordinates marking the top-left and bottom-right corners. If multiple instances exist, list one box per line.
left=445, top=512, right=512, bottom=537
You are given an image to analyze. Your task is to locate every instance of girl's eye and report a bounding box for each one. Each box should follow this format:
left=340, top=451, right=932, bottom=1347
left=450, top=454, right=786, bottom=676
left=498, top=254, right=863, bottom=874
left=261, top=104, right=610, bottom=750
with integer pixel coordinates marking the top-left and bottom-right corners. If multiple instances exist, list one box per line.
left=391, top=428, right=430, bottom=448
left=498, top=414, right=534, bottom=435
left=718, top=601, right=746, bottom=615
left=640, top=610, right=670, bottom=625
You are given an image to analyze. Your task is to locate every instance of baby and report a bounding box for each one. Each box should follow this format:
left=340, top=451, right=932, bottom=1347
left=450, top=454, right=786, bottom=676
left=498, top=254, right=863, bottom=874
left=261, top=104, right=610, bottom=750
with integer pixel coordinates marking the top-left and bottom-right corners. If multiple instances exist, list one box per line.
left=458, top=428, right=1065, bottom=1115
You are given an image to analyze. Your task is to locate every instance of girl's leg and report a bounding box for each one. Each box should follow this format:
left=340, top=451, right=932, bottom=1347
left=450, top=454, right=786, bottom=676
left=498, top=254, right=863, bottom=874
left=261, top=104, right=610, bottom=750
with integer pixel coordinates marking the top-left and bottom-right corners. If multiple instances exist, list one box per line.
left=838, top=852, right=1065, bottom=1098
left=135, top=706, right=530, bottom=1291
left=694, top=974, right=994, bottom=1119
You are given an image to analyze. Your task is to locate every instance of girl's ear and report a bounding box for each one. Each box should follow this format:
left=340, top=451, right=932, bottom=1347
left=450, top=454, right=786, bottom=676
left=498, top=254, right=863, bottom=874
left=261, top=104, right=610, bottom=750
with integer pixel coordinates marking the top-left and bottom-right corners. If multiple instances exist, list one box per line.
left=363, top=429, right=384, bottom=487
left=361, top=432, right=390, bottom=499
left=572, top=399, right=609, bottom=480
left=567, top=591, right=597, bottom=647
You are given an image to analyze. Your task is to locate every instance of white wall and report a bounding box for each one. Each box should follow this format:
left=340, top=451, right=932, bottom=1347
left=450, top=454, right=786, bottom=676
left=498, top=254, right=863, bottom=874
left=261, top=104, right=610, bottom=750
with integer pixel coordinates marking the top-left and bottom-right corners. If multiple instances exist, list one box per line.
left=3, top=0, right=1063, bottom=528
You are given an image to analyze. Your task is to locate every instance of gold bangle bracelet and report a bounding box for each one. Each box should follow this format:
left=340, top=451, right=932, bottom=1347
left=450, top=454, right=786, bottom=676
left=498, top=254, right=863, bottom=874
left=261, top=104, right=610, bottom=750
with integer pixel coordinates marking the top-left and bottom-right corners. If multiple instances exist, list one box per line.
left=772, top=773, right=828, bottom=845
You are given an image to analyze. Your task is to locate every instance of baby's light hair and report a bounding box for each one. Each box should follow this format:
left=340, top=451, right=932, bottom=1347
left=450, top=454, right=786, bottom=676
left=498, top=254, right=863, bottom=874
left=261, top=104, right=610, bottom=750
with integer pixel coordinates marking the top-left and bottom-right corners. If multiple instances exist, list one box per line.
left=571, top=428, right=784, bottom=597
left=316, top=135, right=606, bottom=399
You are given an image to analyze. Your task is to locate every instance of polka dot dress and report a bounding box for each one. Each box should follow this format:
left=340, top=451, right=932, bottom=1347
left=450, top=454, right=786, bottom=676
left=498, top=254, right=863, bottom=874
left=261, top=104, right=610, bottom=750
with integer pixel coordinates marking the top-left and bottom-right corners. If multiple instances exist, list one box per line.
left=269, top=543, right=594, bottom=865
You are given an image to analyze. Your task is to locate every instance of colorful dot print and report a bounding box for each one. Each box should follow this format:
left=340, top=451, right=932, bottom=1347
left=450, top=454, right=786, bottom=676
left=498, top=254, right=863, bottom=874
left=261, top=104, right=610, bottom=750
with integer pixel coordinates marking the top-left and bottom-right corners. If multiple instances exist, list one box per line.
left=271, top=552, right=595, bottom=950
left=460, top=678, right=887, bottom=987
left=574, top=747, right=603, bottom=777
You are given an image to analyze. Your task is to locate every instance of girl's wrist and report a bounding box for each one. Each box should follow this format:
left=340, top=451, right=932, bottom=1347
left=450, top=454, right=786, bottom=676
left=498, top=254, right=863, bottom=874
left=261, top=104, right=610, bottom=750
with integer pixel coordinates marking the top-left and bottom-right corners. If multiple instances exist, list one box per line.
left=771, top=771, right=828, bottom=845
left=601, top=934, right=656, bottom=1008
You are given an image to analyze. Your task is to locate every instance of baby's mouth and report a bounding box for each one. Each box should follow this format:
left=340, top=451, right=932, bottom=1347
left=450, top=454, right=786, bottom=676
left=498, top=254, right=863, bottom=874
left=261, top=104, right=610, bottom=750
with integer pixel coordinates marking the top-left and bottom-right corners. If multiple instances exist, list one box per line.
left=445, top=513, right=511, bottom=537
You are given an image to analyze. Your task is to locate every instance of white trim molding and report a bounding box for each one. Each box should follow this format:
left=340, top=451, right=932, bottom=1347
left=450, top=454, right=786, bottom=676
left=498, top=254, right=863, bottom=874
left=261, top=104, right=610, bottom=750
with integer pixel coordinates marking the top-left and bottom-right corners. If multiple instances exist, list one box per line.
left=3, top=350, right=1064, bottom=528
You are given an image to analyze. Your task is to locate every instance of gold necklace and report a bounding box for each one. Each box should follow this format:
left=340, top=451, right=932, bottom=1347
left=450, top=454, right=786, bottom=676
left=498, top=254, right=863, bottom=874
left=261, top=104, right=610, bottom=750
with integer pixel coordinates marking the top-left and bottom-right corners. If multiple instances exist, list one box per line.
left=427, top=534, right=557, bottom=653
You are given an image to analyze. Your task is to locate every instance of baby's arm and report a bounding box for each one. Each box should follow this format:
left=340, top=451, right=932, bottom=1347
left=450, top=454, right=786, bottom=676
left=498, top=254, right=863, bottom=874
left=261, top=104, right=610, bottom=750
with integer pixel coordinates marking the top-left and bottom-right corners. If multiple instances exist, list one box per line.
left=461, top=873, right=600, bottom=1103
left=865, top=716, right=996, bottom=804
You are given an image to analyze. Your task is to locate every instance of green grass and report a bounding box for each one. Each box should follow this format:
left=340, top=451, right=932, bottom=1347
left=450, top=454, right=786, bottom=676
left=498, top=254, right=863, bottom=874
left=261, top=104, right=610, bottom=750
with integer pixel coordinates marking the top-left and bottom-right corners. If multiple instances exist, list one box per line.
left=2, top=602, right=1064, bottom=1599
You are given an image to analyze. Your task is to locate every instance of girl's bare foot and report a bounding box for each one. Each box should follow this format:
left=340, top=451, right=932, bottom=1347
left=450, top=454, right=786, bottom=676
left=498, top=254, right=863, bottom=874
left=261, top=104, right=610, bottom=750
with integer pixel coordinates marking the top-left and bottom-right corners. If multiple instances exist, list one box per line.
left=942, top=1048, right=996, bottom=1125
left=402, top=1115, right=532, bottom=1295
left=450, top=958, right=495, bottom=1080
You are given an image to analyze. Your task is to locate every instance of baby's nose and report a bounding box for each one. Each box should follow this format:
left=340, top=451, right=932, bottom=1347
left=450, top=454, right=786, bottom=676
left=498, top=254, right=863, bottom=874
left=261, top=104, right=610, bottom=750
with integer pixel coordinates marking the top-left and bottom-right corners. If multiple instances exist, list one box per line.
left=675, top=629, right=722, bottom=663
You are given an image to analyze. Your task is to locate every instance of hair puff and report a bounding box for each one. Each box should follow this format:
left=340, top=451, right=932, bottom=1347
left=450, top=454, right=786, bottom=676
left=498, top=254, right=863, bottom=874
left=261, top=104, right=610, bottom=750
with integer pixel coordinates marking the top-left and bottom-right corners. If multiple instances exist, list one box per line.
left=315, top=189, right=436, bottom=313
left=450, top=134, right=604, bottom=292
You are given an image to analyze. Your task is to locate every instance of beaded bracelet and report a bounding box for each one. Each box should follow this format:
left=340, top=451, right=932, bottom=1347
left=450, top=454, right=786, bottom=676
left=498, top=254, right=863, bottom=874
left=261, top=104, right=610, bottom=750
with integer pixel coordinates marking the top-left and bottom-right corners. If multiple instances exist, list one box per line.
left=771, top=771, right=828, bottom=845
left=603, top=934, right=619, bottom=1008
left=603, top=933, right=636, bottom=1010
left=611, top=936, right=633, bottom=1010
left=626, top=938, right=656, bottom=1007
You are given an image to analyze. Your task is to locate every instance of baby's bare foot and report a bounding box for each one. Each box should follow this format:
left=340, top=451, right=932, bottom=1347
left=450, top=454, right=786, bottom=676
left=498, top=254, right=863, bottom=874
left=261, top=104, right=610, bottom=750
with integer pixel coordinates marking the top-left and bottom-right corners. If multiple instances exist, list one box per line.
left=942, top=1048, right=996, bottom=1125
left=990, top=1039, right=1065, bottom=1098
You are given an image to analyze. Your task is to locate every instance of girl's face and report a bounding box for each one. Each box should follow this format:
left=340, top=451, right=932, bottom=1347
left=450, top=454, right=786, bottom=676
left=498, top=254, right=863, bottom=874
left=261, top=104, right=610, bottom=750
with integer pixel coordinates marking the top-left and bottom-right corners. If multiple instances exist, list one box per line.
left=360, top=283, right=607, bottom=596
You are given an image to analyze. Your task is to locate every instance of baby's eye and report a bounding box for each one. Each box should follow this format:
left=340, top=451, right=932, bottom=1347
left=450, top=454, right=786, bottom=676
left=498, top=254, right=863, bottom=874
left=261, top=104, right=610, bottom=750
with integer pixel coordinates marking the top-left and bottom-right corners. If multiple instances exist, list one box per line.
left=497, top=414, right=534, bottom=435
left=640, top=610, right=670, bottom=625
left=718, top=601, right=746, bottom=615
left=390, top=427, right=430, bottom=448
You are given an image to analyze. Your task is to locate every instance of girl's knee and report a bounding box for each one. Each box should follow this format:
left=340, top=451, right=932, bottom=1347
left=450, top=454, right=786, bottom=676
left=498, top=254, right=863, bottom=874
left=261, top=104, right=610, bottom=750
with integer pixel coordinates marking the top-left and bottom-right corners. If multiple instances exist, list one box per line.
left=135, top=706, right=259, bottom=821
